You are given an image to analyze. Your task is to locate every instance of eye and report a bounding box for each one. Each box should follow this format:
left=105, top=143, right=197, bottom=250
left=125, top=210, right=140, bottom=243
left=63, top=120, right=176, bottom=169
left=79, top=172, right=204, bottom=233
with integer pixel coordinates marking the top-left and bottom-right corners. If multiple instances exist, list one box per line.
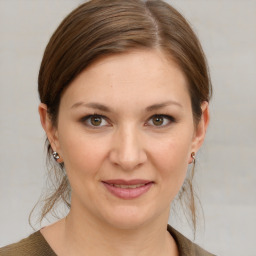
left=81, top=114, right=109, bottom=128
left=147, top=114, right=175, bottom=127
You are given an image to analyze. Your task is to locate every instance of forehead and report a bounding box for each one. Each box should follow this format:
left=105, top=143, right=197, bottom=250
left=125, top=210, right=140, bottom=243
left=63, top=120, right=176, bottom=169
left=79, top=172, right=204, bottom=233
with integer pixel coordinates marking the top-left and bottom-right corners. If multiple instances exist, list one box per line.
left=60, top=49, right=190, bottom=111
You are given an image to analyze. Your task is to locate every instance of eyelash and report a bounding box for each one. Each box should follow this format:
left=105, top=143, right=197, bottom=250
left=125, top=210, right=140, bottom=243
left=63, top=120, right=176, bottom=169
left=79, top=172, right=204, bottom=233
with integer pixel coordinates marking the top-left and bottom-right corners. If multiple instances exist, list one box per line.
left=146, top=114, right=175, bottom=127
left=80, top=114, right=110, bottom=128
left=80, top=113, right=176, bottom=129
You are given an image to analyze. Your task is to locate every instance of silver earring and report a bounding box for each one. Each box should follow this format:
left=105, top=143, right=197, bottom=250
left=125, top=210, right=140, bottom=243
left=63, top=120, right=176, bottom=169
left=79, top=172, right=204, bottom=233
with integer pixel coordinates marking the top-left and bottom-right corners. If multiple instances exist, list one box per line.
left=53, top=151, right=60, bottom=160
left=191, top=152, right=196, bottom=164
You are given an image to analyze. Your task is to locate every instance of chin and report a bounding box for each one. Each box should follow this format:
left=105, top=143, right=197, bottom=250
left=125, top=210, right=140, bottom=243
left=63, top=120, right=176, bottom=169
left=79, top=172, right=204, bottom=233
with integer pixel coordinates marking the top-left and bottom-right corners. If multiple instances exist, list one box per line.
left=106, top=216, right=150, bottom=231
left=100, top=204, right=158, bottom=230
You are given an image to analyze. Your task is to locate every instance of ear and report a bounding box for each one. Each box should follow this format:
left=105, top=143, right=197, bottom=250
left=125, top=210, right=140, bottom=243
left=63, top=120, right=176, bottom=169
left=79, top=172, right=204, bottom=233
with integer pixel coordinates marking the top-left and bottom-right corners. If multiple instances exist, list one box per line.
left=190, top=101, right=210, bottom=157
left=38, top=103, right=61, bottom=154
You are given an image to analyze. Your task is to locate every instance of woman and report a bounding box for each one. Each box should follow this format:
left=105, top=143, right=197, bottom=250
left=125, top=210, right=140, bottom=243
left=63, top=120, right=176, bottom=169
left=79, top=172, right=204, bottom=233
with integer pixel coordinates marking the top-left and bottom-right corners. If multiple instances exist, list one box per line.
left=0, top=0, right=214, bottom=255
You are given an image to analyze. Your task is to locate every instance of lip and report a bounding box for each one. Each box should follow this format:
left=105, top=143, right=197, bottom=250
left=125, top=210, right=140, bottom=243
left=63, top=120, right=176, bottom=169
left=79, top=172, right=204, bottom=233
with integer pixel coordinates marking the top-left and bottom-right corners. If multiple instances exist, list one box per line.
left=102, top=179, right=154, bottom=200
left=103, top=179, right=152, bottom=185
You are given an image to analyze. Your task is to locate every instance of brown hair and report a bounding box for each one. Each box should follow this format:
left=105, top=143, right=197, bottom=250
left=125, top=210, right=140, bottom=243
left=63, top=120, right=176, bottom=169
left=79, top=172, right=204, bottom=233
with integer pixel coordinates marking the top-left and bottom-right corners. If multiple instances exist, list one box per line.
left=34, top=0, right=212, bottom=232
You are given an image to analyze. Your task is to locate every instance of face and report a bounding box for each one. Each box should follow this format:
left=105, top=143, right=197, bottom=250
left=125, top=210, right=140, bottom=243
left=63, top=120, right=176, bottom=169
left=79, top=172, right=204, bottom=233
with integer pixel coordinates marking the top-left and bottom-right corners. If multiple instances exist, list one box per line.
left=40, top=49, right=208, bottom=230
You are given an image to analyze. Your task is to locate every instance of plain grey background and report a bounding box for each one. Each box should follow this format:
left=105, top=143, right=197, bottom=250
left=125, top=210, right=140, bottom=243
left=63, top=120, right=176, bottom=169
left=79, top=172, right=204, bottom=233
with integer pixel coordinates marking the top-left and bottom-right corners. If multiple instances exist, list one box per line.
left=0, top=0, right=255, bottom=255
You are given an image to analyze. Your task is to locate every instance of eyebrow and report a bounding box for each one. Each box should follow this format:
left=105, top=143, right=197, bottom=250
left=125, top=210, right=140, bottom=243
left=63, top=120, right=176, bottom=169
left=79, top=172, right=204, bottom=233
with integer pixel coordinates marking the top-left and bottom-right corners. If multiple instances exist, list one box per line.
left=145, top=101, right=182, bottom=111
left=71, top=100, right=182, bottom=112
left=71, top=102, right=112, bottom=112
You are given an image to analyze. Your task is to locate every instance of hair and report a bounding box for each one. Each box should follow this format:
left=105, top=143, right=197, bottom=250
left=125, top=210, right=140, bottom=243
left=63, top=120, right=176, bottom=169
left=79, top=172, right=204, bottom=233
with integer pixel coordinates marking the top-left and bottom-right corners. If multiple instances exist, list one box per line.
left=34, top=0, right=212, bottom=233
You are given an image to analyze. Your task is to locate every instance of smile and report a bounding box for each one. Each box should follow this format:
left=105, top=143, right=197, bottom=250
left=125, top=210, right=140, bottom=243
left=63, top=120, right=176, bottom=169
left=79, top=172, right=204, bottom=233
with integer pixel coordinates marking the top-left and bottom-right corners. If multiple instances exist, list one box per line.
left=109, top=183, right=146, bottom=189
left=102, top=180, right=154, bottom=200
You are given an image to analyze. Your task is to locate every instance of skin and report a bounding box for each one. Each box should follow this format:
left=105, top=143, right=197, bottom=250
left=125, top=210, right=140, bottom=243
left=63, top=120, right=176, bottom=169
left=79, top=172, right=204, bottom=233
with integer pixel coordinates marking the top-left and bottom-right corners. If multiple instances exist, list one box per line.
left=39, top=49, right=209, bottom=256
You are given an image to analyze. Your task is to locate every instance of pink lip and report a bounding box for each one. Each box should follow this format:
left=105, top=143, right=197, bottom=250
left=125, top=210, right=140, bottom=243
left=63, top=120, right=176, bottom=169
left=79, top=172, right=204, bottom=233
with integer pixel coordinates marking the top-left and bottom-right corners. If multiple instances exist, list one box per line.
left=103, top=179, right=152, bottom=185
left=102, top=179, right=154, bottom=200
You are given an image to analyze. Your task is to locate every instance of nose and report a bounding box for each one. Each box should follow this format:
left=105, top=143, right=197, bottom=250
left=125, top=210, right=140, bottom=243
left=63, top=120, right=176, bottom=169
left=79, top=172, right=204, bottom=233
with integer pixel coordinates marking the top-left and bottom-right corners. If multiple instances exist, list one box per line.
left=109, top=125, right=147, bottom=171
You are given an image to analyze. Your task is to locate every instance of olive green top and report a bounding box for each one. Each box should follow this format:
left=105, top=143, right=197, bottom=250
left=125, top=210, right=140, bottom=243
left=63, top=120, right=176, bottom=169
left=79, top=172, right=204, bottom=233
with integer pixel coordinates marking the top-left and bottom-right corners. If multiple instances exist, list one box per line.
left=0, top=225, right=215, bottom=256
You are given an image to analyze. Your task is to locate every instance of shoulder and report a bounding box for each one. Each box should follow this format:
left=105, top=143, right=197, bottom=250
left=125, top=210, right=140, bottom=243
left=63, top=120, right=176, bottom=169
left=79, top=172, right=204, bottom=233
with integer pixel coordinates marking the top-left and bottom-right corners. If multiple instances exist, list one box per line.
left=167, top=225, right=216, bottom=256
left=0, top=231, right=56, bottom=256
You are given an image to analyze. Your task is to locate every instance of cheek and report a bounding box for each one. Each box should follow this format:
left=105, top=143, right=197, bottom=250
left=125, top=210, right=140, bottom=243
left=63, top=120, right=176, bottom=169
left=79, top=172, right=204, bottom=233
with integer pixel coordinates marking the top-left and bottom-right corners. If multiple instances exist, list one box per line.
left=57, top=130, right=111, bottom=202
left=58, top=127, right=108, bottom=178
left=150, top=132, right=192, bottom=188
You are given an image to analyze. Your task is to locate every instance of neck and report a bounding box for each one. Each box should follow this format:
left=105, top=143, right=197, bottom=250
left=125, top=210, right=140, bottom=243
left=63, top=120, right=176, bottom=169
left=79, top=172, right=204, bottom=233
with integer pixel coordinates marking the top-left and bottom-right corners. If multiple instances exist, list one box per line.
left=57, top=205, right=178, bottom=256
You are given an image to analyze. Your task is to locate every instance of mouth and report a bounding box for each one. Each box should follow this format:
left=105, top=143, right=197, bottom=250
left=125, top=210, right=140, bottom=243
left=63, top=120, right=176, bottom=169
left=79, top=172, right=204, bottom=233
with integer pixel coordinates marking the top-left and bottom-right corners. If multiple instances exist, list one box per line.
left=101, top=179, right=154, bottom=200
left=107, top=183, right=148, bottom=189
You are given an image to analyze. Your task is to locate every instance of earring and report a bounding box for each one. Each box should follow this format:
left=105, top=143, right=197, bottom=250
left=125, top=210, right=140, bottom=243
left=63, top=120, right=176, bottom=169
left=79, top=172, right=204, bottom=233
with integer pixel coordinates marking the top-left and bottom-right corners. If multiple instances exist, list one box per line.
left=53, top=151, right=60, bottom=160
left=191, top=152, right=196, bottom=164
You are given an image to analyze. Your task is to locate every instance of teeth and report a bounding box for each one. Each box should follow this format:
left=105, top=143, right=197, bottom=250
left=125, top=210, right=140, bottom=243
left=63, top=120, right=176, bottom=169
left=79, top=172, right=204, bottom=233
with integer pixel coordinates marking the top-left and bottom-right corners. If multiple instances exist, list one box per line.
left=111, top=183, right=146, bottom=189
